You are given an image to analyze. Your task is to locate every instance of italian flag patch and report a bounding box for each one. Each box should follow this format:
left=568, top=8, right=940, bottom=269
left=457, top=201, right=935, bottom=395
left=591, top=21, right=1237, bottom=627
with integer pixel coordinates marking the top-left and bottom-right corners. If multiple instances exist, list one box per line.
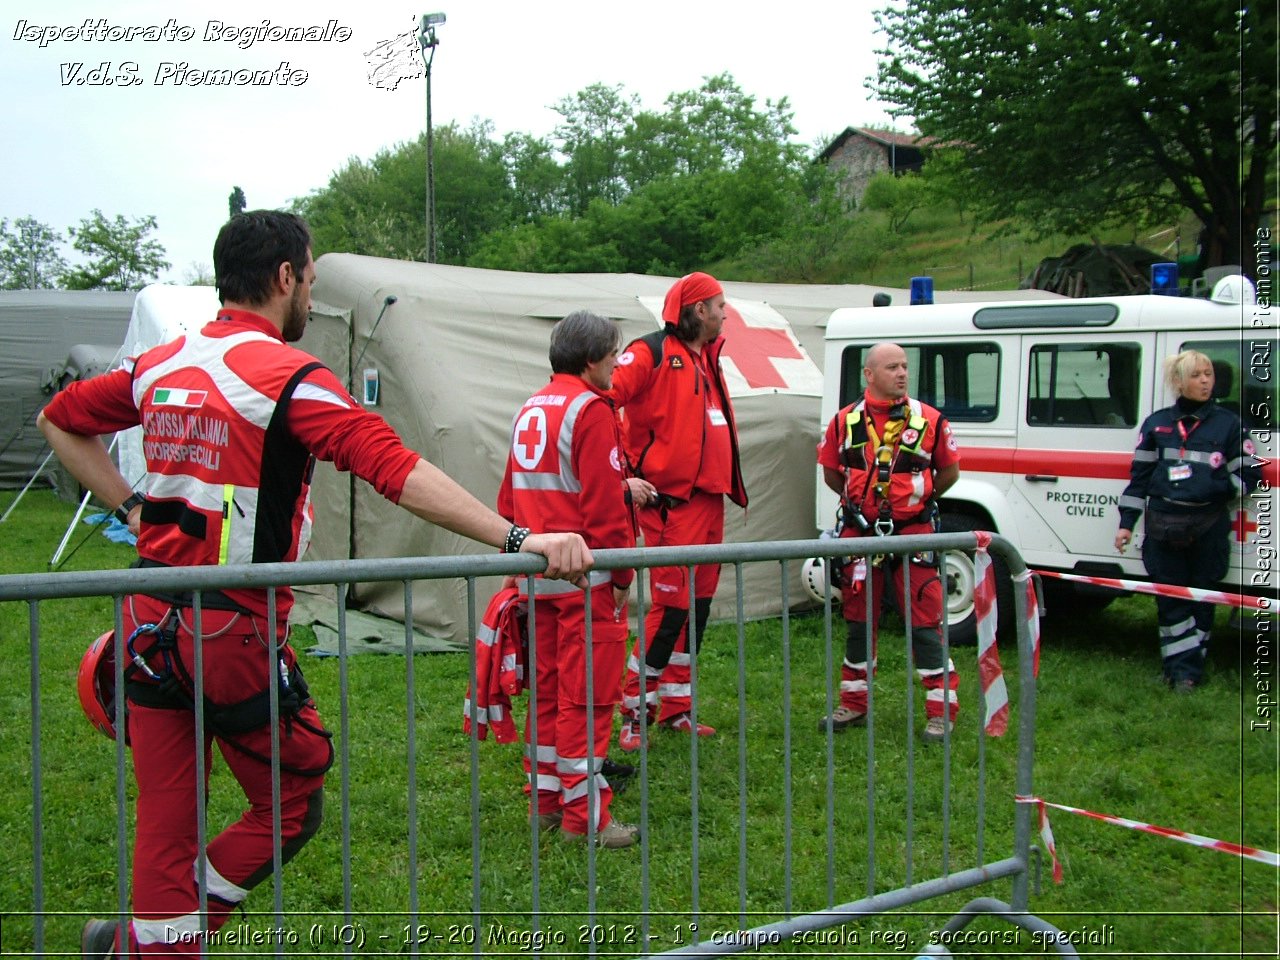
left=152, top=388, right=208, bottom=408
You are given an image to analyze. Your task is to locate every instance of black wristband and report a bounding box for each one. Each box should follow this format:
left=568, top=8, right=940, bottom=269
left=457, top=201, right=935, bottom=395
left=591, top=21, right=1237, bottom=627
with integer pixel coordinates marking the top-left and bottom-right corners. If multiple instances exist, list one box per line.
left=503, top=525, right=531, bottom=554
left=115, top=492, right=146, bottom=525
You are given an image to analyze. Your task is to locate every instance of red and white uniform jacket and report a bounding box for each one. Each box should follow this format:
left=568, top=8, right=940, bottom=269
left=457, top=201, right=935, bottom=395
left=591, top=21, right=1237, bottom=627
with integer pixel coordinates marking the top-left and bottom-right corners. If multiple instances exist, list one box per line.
left=817, top=393, right=959, bottom=526
left=43, top=310, right=422, bottom=619
left=610, top=329, right=747, bottom=508
left=498, top=373, right=635, bottom=593
left=462, top=587, right=527, bottom=743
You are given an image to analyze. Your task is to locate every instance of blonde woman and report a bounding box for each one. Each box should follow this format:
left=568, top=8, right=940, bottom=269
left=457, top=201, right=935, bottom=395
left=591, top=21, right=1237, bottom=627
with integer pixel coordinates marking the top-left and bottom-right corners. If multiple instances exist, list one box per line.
left=1115, top=350, right=1260, bottom=691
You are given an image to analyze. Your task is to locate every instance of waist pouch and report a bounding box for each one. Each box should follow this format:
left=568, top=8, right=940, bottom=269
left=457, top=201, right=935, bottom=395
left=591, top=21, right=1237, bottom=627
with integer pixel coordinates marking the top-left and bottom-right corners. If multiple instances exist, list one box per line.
left=1145, top=504, right=1224, bottom=549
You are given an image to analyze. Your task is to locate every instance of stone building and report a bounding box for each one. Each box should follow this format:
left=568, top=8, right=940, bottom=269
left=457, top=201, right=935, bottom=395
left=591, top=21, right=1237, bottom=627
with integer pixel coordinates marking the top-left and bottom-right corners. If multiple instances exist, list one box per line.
left=817, top=127, right=936, bottom=204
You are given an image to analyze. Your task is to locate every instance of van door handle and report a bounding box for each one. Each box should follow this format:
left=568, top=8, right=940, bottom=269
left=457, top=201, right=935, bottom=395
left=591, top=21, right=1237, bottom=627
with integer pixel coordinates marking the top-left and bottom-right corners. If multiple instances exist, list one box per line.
left=1024, top=474, right=1059, bottom=482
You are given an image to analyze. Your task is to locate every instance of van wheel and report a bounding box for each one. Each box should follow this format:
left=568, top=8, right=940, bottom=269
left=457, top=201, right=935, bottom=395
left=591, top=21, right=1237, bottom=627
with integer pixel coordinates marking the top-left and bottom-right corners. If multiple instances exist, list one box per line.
left=938, top=512, right=1015, bottom=647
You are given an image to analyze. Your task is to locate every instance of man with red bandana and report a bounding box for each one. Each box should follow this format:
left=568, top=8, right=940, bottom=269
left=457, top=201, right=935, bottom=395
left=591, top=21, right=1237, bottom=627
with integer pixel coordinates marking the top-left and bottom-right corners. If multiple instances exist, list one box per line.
left=610, top=272, right=748, bottom=751
left=814, top=342, right=961, bottom=743
left=40, top=210, right=593, bottom=958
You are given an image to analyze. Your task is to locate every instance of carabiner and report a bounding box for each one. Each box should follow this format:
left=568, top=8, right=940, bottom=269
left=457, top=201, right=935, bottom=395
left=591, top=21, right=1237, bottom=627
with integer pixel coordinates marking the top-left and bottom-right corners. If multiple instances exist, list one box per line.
left=126, top=622, right=170, bottom=681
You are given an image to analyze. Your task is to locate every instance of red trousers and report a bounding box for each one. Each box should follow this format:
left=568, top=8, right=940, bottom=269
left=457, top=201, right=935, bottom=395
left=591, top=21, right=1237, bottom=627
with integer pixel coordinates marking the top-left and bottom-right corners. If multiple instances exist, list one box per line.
left=838, top=530, right=960, bottom=720
left=523, top=583, right=628, bottom=833
left=116, top=594, right=330, bottom=956
left=622, top=491, right=723, bottom=722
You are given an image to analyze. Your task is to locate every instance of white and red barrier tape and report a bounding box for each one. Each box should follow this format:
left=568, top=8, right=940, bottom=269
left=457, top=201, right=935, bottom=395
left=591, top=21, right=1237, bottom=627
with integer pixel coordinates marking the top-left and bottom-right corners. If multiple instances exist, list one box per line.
left=1037, top=570, right=1269, bottom=611
left=1017, top=568, right=1041, bottom=678
left=972, top=532, right=1009, bottom=737
left=972, top=534, right=1044, bottom=736
left=1016, top=795, right=1280, bottom=883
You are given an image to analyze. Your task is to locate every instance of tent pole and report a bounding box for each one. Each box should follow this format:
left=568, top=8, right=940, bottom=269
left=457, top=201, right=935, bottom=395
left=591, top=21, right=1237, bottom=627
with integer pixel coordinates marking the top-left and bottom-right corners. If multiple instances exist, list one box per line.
left=1, top=449, right=55, bottom=523
left=49, top=432, right=122, bottom=568
left=49, top=487, right=94, bottom=567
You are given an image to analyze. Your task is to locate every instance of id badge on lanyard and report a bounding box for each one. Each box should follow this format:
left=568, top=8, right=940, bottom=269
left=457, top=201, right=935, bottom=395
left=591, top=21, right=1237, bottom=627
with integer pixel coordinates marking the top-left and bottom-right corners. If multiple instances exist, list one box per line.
left=1170, top=417, right=1199, bottom=483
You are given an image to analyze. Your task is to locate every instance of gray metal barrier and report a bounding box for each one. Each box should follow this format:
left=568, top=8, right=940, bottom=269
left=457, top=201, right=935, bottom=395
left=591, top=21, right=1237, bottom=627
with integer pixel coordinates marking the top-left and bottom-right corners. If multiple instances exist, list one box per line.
left=0, top=534, right=1079, bottom=957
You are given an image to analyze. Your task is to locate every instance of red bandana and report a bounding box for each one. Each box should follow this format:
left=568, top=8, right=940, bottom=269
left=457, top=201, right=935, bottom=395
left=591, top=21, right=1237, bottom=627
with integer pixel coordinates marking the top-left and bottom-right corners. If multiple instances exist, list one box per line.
left=662, top=272, right=723, bottom=325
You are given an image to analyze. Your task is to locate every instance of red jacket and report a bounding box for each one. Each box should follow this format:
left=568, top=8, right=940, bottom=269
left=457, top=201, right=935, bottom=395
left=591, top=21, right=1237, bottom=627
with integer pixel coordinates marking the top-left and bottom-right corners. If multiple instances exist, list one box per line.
left=498, top=373, right=635, bottom=589
left=42, top=310, right=422, bottom=619
left=610, top=329, right=747, bottom=508
left=462, top=587, right=526, bottom=743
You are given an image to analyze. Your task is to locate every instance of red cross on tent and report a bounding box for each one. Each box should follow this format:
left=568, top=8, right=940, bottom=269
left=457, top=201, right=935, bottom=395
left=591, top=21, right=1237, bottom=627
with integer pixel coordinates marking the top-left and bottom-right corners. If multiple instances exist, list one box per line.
left=636, top=292, right=822, bottom=397
left=719, top=304, right=806, bottom=390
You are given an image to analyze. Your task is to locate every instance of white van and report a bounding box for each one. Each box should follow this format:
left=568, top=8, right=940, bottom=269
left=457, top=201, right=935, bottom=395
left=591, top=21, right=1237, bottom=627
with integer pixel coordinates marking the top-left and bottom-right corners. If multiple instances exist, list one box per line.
left=816, top=280, right=1277, bottom=641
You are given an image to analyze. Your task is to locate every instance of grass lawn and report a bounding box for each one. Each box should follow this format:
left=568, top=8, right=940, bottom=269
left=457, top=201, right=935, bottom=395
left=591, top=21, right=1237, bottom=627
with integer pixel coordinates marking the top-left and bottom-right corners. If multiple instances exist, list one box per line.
left=1, top=489, right=1276, bottom=956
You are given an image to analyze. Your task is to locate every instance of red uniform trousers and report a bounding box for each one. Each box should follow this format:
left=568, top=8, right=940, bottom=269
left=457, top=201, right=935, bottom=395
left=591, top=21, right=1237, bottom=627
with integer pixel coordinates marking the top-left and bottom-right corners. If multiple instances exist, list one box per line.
left=117, top=594, right=330, bottom=957
left=622, top=490, right=724, bottom=723
left=523, top=583, right=628, bottom=834
left=838, top=525, right=960, bottom=721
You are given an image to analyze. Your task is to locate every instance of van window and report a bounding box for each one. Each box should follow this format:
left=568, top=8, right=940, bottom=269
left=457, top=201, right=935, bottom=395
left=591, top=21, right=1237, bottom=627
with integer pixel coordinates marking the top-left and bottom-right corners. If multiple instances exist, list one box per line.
left=973, top=302, right=1119, bottom=328
left=1182, top=338, right=1277, bottom=433
left=1026, top=343, right=1140, bottom=427
left=837, top=343, right=1000, bottom=421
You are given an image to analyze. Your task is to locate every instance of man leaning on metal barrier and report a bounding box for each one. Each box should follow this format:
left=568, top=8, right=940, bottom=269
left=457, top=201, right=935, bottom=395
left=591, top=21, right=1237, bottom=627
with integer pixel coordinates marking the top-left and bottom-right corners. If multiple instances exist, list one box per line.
left=39, top=210, right=592, bottom=959
left=814, top=341, right=961, bottom=743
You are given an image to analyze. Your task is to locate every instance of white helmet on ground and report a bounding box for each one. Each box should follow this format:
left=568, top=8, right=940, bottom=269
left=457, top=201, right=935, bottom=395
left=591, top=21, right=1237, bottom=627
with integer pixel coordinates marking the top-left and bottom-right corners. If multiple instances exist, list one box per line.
left=802, top=556, right=841, bottom=604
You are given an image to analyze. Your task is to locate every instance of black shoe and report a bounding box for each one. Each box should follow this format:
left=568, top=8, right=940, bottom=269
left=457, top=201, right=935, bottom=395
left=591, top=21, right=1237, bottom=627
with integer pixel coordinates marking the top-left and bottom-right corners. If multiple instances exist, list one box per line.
left=602, top=757, right=636, bottom=795
left=81, top=919, right=119, bottom=959
left=602, top=757, right=635, bottom=779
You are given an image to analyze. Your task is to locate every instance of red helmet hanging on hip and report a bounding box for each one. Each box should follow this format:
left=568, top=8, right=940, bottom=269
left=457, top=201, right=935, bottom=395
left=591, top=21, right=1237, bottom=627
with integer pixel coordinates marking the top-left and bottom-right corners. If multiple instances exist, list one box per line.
left=78, top=631, right=126, bottom=741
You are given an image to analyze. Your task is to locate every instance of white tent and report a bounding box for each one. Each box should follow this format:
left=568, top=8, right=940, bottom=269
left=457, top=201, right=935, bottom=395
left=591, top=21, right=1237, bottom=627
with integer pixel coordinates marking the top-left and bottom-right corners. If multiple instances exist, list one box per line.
left=299, top=255, right=1054, bottom=647
left=87, top=268, right=1053, bottom=648
left=115, top=284, right=223, bottom=490
left=35, top=285, right=220, bottom=566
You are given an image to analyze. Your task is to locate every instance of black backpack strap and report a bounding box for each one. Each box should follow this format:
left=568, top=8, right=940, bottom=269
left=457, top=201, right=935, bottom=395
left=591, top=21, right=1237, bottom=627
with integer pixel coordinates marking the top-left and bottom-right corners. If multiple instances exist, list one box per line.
left=637, top=328, right=670, bottom=368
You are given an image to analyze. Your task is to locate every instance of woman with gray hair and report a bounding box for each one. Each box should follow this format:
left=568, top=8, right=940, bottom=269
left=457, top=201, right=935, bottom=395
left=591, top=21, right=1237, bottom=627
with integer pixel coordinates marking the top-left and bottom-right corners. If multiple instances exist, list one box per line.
left=1115, top=350, right=1260, bottom=691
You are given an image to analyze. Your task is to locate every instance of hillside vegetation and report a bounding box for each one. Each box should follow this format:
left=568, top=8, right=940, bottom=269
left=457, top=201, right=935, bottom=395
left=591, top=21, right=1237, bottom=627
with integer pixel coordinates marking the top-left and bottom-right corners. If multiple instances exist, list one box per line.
left=717, top=196, right=1200, bottom=294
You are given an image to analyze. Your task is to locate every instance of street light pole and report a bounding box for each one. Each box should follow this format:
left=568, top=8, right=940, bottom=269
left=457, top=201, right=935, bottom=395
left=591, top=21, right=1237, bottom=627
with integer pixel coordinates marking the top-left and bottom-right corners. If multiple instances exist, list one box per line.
left=418, top=13, right=445, bottom=263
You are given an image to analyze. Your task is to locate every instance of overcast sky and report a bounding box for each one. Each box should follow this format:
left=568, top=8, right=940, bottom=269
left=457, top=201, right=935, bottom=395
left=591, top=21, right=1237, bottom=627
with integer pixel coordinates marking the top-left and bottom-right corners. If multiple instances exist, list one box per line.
left=3, top=1, right=903, bottom=282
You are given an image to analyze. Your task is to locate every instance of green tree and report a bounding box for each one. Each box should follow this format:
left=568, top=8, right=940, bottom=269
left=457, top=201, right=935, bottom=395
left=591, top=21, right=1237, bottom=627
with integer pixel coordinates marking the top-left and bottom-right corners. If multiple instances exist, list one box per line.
left=500, top=132, right=567, bottom=221
left=62, top=210, right=169, bottom=291
left=295, top=146, right=425, bottom=262
left=871, top=0, right=1277, bottom=275
left=228, top=186, right=247, bottom=219
left=552, top=82, right=637, bottom=215
left=432, top=120, right=516, bottom=262
left=0, top=216, right=67, bottom=289
left=297, top=121, right=513, bottom=264
left=182, top=262, right=215, bottom=286
left=660, top=73, right=804, bottom=176
left=861, top=171, right=929, bottom=233
left=296, top=73, right=814, bottom=276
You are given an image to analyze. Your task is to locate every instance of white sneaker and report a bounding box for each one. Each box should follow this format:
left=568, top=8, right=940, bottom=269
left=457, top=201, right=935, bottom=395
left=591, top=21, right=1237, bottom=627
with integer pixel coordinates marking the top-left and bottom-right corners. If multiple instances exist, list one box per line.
left=818, top=705, right=866, bottom=732
left=561, top=819, right=639, bottom=849
left=923, top=716, right=954, bottom=743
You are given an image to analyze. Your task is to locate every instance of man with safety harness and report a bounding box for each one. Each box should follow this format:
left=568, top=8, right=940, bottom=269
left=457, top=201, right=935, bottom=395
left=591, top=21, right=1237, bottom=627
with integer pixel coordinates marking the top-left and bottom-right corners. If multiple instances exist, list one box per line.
left=609, top=272, right=747, bottom=752
left=815, top=342, right=961, bottom=743
left=40, top=210, right=592, bottom=959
